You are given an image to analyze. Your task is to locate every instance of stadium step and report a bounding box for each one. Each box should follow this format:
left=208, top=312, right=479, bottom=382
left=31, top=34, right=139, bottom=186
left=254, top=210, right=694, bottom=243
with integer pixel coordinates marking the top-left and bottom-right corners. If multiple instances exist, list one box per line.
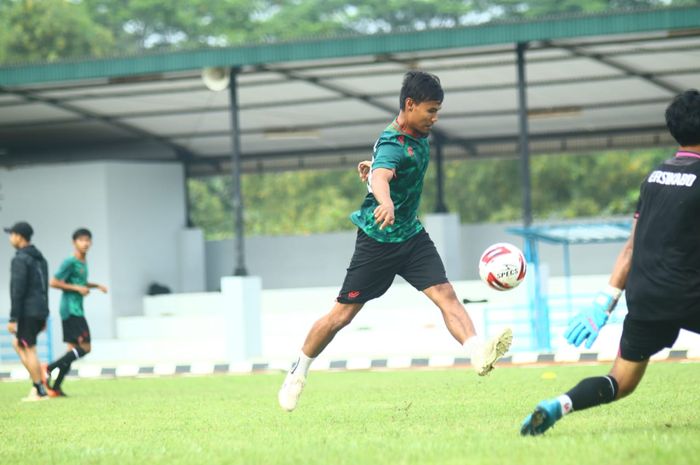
left=116, top=314, right=227, bottom=340
left=87, top=337, right=227, bottom=364
left=143, top=292, right=230, bottom=317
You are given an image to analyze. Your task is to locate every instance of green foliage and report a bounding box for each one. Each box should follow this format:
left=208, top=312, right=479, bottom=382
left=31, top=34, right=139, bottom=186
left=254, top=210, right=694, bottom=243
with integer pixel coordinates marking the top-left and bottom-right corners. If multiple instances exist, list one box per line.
left=476, top=0, right=691, bottom=19
left=347, top=0, right=477, bottom=33
left=4, top=0, right=697, bottom=64
left=188, top=148, right=670, bottom=239
left=189, top=167, right=363, bottom=239
left=428, top=149, right=669, bottom=222
left=248, top=0, right=353, bottom=42
left=1, top=0, right=113, bottom=63
left=83, top=0, right=264, bottom=52
left=1, top=365, right=699, bottom=464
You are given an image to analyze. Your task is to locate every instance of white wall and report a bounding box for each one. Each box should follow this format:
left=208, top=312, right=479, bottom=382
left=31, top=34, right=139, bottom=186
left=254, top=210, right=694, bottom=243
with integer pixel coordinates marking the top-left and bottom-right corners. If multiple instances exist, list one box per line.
left=0, top=161, right=188, bottom=342
left=104, top=162, right=187, bottom=320
left=206, top=231, right=357, bottom=291
left=206, top=217, right=630, bottom=290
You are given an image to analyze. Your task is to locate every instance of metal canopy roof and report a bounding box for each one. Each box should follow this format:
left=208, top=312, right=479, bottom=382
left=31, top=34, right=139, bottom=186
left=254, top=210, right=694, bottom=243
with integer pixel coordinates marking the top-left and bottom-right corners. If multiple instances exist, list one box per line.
left=1, top=7, right=699, bottom=176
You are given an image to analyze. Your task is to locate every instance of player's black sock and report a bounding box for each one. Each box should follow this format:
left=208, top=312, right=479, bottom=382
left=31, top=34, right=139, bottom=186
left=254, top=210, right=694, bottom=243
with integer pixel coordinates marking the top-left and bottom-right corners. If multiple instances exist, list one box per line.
left=566, top=375, right=618, bottom=411
left=52, top=361, right=73, bottom=391
left=33, top=381, right=47, bottom=397
left=48, top=347, right=87, bottom=372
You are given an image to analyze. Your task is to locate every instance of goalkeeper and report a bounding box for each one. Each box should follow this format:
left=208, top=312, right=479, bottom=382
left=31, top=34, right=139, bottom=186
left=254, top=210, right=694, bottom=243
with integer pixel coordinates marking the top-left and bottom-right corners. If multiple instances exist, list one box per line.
left=521, top=89, right=700, bottom=436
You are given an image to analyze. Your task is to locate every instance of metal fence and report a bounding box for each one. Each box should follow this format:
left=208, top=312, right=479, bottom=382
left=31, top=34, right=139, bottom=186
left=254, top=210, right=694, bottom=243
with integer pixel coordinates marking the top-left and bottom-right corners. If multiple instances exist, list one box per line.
left=483, top=292, right=627, bottom=352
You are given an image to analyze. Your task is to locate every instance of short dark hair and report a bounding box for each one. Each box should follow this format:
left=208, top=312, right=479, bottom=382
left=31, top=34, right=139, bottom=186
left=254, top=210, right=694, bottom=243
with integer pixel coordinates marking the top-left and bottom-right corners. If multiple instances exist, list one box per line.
left=399, top=71, right=443, bottom=111
left=72, top=228, right=92, bottom=241
left=665, top=89, right=700, bottom=146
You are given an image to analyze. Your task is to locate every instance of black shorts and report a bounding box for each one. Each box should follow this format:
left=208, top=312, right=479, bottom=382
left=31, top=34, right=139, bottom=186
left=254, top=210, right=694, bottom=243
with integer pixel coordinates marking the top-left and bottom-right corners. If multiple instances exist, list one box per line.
left=337, top=228, right=448, bottom=304
left=62, top=316, right=91, bottom=344
left=16, top=317, right=46, bottom=348
left=620, top=313, right=700, bottom=361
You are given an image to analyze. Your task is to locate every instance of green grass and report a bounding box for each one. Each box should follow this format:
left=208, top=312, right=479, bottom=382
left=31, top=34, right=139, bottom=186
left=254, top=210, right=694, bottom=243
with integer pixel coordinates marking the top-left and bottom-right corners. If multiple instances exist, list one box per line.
left=1, top=363, right=699, bottom=465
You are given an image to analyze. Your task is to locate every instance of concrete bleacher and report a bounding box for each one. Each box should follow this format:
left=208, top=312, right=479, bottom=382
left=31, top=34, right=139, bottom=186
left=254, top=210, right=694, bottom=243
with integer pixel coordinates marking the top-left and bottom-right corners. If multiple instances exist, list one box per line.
left=4, top=274, right=700, bottom=370
left=82, top=275, right=617, bottom=365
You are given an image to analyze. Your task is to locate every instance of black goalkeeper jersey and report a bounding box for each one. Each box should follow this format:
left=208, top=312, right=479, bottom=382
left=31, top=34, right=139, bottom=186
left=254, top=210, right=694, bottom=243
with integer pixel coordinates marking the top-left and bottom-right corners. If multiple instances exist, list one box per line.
left=626, top=151, right=700, bottom=320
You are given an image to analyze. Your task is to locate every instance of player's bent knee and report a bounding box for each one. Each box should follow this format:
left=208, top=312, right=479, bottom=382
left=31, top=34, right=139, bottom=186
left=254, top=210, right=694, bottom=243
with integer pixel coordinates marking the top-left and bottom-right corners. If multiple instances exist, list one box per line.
left=615, top=378, right=641, bottom=399
left=426, top=282, right=457, bottom=302
left=609, top=364, right=646, bottom=400
left=329, top=303, right=362, bottom=330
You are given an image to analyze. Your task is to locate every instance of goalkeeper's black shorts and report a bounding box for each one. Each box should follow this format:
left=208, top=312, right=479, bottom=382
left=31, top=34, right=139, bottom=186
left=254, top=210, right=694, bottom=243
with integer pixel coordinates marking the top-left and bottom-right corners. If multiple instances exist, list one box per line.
left=619, top=313, right=700, bottom=361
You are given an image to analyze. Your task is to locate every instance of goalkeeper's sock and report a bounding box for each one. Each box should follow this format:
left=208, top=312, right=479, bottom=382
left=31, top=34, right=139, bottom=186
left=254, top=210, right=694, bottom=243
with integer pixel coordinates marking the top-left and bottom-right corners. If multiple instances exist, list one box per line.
left=289, top=351, right=314, bottom=378
left=555, top=394, right=573, bottom=416
left=565, top=375, right=618, bottom=411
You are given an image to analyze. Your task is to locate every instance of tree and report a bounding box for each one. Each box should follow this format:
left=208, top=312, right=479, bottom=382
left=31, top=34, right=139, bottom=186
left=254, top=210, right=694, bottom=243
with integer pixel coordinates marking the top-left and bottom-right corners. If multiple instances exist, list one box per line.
left=1, top=0, right=113, bottom=64
left=475, top=0, right=694, bottom=20
left=188, top=168, right=362, bottom=239
left=83, top=0, right=264, bottom=52
left=188, top=148, right=670, bottom=239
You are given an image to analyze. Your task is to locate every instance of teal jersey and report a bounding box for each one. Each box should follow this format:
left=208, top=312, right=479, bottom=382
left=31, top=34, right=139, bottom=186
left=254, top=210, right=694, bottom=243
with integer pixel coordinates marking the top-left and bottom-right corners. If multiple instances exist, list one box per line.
left=350, top=119, right=430, bottom=243
left=55, top=256, right=88, bottom=319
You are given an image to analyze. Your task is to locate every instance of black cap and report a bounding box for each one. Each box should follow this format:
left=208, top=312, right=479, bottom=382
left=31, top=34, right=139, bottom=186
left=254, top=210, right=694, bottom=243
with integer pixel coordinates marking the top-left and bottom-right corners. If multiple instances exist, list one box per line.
left=4, top=221, right=33, bottom=241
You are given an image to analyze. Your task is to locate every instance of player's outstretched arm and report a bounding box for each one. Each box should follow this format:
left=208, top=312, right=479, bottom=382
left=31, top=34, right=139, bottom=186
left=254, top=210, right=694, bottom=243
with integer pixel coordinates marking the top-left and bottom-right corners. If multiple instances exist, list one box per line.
left=564, top=220, right=636, bottom=349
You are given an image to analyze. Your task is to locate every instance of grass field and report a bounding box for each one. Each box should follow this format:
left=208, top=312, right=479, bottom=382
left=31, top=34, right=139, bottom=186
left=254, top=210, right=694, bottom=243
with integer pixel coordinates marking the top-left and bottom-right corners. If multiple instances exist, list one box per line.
left=1, top=362, right=699, bottom=465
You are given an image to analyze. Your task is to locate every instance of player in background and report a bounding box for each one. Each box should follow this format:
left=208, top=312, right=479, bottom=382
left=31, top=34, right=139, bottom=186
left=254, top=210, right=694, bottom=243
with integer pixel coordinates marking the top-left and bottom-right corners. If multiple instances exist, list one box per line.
left=5, top=221, right=50, bottom=401
left=521, top=89, right=700, bottom=435
left=44, top=228, right=108, bottom=396
left=278, top=71, right=513, bottom=412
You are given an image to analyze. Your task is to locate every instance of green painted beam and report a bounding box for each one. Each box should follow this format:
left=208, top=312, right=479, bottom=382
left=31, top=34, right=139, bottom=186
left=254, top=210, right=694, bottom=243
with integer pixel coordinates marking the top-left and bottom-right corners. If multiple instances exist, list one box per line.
left=1, top=7, right=699, bottom=87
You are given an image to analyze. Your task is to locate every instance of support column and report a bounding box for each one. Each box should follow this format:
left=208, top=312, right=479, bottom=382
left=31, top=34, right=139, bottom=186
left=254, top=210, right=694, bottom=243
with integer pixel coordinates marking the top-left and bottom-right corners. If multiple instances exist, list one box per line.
left=221, top=276, right=262, bottom=363
left=424, top=213, right=462, bottom=281
left=229, top=68, right=247, bottom=276
left=433, top=134, right=448, bottom=213
left=517, top=42, right=550, bottom=351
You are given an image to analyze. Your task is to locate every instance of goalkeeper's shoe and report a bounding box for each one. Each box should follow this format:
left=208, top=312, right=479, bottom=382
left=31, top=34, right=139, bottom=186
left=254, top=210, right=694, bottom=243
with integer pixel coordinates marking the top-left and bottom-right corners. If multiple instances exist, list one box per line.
left=471, top=327, right=513, bottom=376
left=278, top=372, right=306, bottom=412
left=520, top=399, right=563, bottom=436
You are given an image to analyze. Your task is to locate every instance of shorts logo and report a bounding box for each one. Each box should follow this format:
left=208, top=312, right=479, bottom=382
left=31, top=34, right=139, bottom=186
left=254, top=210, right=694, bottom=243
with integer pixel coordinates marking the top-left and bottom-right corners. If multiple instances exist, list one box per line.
left=348, top=291, right=361, bottom=299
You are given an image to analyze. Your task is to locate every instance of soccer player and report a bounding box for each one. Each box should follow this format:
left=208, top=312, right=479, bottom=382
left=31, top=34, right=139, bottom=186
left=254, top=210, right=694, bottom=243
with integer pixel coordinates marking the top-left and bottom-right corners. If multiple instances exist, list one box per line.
left=44, top=228, right=108, bottom=396
left=521, top=89, right=700, bottom=436
left=4, top=221, right=50, bottom=401
left=278, top=71, right=513, bottom=412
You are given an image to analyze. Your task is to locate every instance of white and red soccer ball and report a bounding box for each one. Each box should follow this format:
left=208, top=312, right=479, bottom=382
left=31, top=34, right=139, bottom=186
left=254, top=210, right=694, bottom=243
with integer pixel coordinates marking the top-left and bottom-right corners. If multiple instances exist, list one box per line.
left=478, top=242, right=527, bottom=291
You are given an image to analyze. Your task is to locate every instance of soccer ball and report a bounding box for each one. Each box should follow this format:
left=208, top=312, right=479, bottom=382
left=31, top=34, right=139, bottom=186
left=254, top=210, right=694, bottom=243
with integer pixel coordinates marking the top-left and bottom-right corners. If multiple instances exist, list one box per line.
left=478, top=242, right=527, bottom=291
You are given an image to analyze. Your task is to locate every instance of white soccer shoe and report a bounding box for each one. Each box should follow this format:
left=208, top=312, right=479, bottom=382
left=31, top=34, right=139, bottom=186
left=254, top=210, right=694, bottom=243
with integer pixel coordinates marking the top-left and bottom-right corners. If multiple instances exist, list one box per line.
left=278, top=372, right=306, bottom=412
left=470, top=327, right=513, bottom=376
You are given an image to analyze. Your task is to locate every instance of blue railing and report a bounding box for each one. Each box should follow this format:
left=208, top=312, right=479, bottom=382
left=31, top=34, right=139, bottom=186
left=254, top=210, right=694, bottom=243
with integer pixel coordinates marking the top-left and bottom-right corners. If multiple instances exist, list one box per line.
left=483, top=293, right=627, bottom=352
left=0, top=317, right=53, bottom=364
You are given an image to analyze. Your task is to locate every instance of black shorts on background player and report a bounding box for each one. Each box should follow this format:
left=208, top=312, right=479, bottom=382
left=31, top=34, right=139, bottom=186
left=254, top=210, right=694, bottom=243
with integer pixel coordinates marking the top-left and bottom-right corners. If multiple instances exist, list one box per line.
left=16, top=317, right=46, bottom=347
left=337, top=228, right=448, bottom=304
left=62, top=315, right=91, bottom=344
